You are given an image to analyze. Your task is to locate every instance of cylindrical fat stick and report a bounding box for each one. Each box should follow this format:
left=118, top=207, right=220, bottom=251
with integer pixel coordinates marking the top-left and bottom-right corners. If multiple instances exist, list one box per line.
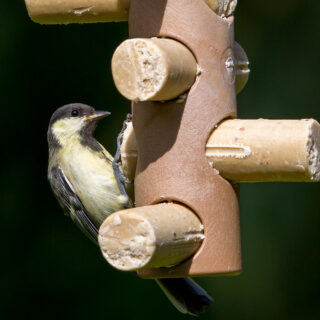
left=111, top=38, right=197, bottom=101
left=205, top=0, right=238, bottom=17
left=112, top=38, right=249, bottom=101
left=98, top=203, right=204, bottom=271
left=207, top=119, right=320, bottom=182
left=120, top=119, right=320, bottom=182
left=25, top=0, right=130, bottom=24
left=24, top=0, right=236, bottom=24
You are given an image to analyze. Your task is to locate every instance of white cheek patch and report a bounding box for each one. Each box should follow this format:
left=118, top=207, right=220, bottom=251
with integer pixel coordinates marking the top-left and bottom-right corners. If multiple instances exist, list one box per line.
left=52, top=118, right=85, bottom=145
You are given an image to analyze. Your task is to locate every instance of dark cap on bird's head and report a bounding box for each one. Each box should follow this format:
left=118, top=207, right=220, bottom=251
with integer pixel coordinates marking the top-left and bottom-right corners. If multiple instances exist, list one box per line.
left=49, top=103, right=110, bottom=127
left=48, top=103, right=110, bottom=151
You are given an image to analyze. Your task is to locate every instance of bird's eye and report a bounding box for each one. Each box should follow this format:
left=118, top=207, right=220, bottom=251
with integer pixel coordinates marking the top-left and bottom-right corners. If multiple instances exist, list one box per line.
left=71, top=110, right=79, bottom=117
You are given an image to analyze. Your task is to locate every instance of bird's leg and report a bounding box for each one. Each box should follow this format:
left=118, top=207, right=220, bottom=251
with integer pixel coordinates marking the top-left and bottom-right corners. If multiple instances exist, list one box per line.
left=112, top=114, right=134, bottom=207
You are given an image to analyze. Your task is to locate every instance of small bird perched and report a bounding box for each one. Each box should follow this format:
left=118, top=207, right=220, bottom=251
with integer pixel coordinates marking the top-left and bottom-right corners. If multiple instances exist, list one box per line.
left=47, top=103, right=213, bottom=315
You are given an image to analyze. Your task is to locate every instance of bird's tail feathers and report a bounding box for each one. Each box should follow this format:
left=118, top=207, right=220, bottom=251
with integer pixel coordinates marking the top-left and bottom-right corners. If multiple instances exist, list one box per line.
left=156, top=278, right=214, bottom=315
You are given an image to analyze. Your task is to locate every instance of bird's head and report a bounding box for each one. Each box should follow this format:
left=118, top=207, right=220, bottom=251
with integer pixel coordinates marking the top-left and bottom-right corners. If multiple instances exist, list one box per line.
left=48, top=103, right=110, bottom=149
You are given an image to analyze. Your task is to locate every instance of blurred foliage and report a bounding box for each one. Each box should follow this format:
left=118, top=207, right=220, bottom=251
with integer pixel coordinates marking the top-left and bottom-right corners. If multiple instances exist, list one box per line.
left=1, top=0, right=320, bottom=319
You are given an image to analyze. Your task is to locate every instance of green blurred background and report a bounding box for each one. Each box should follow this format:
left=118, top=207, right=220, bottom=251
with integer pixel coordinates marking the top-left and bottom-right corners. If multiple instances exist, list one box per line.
left=1, top=1, right=320, bottom=319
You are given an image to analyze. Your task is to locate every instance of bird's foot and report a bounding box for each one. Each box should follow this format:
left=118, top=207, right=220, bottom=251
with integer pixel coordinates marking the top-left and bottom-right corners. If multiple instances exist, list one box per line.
left=112, top=114, right=134, bottom=207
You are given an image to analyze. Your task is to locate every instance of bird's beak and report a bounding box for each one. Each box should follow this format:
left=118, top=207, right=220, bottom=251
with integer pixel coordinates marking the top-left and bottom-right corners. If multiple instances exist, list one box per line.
left=85, top=110, right=111, bottom=121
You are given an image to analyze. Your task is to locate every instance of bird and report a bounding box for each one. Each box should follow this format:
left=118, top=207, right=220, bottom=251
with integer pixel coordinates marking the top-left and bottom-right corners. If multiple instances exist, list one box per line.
left=47, top=103, right=213, bottom=315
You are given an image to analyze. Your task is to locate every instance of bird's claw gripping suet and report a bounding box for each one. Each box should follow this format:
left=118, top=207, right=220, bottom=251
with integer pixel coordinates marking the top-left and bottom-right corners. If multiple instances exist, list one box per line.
left=112, top=114, right=134, bottom=207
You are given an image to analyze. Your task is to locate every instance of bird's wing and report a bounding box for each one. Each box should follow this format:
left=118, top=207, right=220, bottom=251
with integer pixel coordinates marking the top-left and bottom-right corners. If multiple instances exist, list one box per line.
left=49, top=165, right=99, bottom=243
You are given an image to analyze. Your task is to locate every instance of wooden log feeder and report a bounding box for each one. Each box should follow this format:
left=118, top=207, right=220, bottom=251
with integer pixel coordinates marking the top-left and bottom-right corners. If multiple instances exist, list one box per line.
left=24, top=0, right=320, bottom=278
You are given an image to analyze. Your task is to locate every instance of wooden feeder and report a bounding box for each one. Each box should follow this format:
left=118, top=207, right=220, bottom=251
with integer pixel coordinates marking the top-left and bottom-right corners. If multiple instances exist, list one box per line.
left=25, top=0, right=320, bottom=279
